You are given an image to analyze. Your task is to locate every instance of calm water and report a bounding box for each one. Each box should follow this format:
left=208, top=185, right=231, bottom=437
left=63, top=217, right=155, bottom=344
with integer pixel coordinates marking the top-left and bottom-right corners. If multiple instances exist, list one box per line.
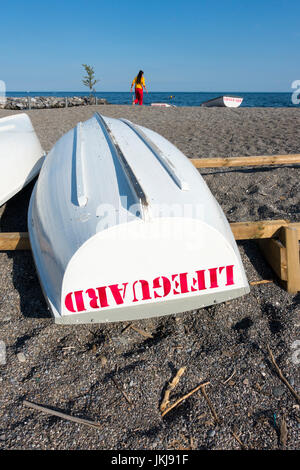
left=6, top=91, right=299, bottom=108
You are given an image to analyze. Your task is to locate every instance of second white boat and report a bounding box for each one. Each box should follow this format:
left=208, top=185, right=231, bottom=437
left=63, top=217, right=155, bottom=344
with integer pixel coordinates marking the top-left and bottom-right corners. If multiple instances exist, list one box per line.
left=0, top=113, right=45, bottom=206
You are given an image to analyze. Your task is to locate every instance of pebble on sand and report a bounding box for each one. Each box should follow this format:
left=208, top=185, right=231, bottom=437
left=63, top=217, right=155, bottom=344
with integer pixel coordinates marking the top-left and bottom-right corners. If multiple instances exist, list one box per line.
left=272, top=385, right=286, bottom=398
left=17, top=352, right=26, bottom=363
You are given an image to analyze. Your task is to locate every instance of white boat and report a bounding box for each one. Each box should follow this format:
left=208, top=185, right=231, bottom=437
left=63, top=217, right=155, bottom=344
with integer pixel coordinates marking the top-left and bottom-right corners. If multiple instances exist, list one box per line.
left=151, top=103, right=176, bottom=108
left=201, top=96, right=243, bottom=108
left=0, top=113, right=45, bottom=206
left=28, top=113, right=249, bottom=324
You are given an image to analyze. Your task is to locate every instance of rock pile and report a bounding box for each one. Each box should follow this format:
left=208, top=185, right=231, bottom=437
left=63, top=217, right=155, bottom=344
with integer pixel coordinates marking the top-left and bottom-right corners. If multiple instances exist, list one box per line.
left=0, top=96, right=109, bottom=110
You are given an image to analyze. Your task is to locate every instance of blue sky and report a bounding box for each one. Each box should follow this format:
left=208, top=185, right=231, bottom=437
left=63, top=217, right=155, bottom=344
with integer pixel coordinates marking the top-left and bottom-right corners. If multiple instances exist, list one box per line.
left=1, top=0, right=299, bottom=91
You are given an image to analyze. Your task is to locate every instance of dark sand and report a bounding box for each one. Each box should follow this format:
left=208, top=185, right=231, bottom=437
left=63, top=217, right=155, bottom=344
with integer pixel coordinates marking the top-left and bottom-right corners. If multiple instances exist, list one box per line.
left=0, top=106, right=299, bottom=450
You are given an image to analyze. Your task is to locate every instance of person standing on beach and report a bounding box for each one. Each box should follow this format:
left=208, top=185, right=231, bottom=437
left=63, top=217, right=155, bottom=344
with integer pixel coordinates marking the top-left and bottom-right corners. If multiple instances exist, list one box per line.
left=130, top=70, right=148, bottom=105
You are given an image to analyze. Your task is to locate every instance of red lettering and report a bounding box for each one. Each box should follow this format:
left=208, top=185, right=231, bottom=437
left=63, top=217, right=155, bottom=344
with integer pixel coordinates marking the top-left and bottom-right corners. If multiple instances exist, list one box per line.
left=172, top=273, right=189, bottom=295
left=64, top=291, right=86, bottom=312
left=132, top=280, right=151, bottom=302
left=191, top=269, right=206, bottom=291
left=86, top=288, right=99, bottom=309
left=65, top=292, right=76, bottom=312
left=97, top=286, right=109, bottom=307
left=191, top=276, right=197, bottom=292
left=209, top=267, right=219, bottom=288
left=109, top=283, right=128, bottom=305
left=64, top=264, right=237, bottom=314
left=225, top=265, right=234, bottom=286
left=153, top=276, right=171, bottom=298
left=179, top=272, right=189, bottom=293
left=74, top=290, right=86, bottom=312
left=172, top=274, right=180, bottom=295
left=196, top=270, right=206, bottom=290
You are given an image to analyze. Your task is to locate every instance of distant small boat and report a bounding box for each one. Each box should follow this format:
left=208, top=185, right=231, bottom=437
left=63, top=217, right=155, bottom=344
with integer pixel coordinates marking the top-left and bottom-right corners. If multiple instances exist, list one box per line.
left=201, top=96, right=243, bottom=108
left=28, top=113, right=249, bottom=324
left=151, top=103, right=176, bottom=108
left=0, top=113, right=45, bottom=206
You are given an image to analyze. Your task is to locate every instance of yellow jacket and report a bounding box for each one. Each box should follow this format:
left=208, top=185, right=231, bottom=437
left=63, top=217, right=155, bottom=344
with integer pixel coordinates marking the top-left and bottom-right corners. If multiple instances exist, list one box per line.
left=132, top=76, right=145, bottom=90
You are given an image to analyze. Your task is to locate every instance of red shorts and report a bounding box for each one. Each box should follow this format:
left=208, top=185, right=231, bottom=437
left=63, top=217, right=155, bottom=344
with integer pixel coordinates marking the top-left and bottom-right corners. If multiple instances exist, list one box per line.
left=134, top=87, right=143, bottom=105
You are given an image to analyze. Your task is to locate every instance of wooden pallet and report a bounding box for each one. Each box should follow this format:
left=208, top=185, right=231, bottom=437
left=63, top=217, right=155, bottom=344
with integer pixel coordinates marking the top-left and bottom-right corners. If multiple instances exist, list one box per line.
left=0, top=220, right=299, bottom=293
left=233, top=220, right=300, bottom=293
left=257, top=225, right=300, bottom=294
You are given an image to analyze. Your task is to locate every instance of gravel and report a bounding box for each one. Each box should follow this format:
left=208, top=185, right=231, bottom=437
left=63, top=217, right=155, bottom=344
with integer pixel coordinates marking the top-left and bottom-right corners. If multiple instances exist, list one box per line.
left=0, top=105, right=299, bottom=450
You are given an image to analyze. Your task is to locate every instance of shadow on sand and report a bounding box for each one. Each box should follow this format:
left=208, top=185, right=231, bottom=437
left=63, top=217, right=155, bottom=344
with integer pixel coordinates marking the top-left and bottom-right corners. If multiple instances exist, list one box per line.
left=0, top=179, right=50, bottom=320
left=200, top=163, right=300, bottom=176
left=239, top=239, right=276, bottom=281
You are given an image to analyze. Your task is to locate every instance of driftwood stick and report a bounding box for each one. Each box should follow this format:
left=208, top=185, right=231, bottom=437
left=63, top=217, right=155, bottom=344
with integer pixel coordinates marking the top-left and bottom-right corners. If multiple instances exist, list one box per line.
left=280, top=415, right=288, bottom=446
left=160, top=367, right=186, bottom=412
left=250, top=279, right=274, bottom=286
left=231, top=431, right=248, bottom=450
left=121, top=323, right=132, bottom=334
left=111, top=378, right=132, bottom=406
left=23, top=400, right=102, bottom=430
left=222, top=368, right=236, bottom=385
left=161, top=381, right=210, bottom=417
left=267, top=345, right=300, bottom=404
left=129, top=324, right=153, bottom=339
left=201, top=384, right=221, bottom=424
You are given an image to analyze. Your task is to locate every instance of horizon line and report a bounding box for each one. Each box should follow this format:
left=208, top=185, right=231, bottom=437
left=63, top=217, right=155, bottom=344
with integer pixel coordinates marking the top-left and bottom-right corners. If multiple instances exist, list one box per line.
left=5, top=90, right=293, bottom=94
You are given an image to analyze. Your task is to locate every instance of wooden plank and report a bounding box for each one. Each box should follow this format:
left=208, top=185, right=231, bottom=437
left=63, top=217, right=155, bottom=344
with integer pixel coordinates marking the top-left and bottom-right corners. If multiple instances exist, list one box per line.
left=191, top=154, right=300, bottom=168
left=285, top=226, right=300, bottom=294
left=0, top=221, right=299, bottom=294
left=0, top=232, right=30, bottom=250
left=276, top=225, right=300, bottom=246
left=258, top=238, right=287, bottom=281
left=230, top=220, right=288, bottom=240
left=288, top=222, right=300, bottom=240
left=0, top=220, right=296, bottom=250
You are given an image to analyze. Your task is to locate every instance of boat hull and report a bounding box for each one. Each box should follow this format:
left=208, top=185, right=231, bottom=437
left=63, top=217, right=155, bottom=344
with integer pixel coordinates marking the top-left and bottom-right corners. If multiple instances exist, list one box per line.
left=151, top=103, right=176, bottom=108
left=0, top=113, right=45, bottom=206
left=201, top=96, right=243, bottom=108
left=28, top=113, right=249, bottom=324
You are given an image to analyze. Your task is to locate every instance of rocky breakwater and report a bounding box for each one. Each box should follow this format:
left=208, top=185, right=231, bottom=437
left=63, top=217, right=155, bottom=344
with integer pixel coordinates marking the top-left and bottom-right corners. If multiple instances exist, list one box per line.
left=1, top=95, right=109, bottom=110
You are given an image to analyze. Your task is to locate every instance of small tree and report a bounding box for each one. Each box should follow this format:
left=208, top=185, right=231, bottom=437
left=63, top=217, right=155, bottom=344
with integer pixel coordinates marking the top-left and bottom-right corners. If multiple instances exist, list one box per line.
left=82, top=64, right=99, bottom=101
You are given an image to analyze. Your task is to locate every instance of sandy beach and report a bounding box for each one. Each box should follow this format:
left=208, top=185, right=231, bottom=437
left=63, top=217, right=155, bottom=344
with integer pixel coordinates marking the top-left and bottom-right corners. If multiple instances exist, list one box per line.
left=0, top=105, right=299, bottom=450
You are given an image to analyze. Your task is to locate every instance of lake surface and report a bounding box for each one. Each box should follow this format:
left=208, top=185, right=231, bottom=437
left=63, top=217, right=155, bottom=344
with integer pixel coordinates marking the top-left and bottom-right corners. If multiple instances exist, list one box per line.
left=5, top=91, right=299, bottom=107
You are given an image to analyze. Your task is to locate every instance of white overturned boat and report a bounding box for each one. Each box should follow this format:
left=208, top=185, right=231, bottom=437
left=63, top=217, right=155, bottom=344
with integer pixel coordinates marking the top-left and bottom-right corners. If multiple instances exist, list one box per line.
left=0, top=113, right=45, bottom=206
left=201, top=96, right=243, bottom=108
left=151, top=103, right=176, bottom=108
left=28, top=113, right=249, bottom=324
